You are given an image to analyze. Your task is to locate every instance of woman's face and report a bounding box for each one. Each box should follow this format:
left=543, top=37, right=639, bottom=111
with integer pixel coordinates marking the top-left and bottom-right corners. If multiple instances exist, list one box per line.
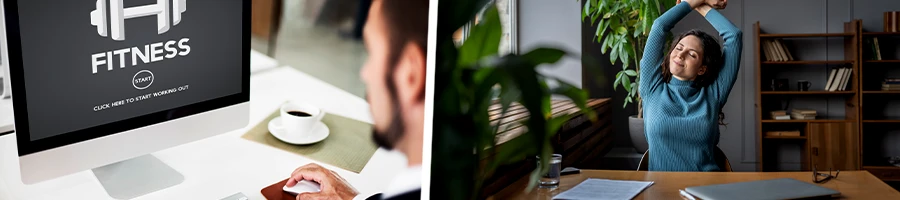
left=668, top=35, right=707, bottom=81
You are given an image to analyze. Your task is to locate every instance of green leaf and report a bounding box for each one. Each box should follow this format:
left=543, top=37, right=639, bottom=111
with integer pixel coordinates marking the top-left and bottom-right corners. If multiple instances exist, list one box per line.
left=457, top=5, right=502, bottom=67
left=583, top=0, right=591, bottom=18
left=609, top=17, right=621, bottom=32
left=601, top=34, right=611, bottom=54
left=610, top=41, right=620, bottom=64
left=623, top=75, right=632, bottom=92
left=624, top=69, right=637, bottom=76
left=616, top=26, right=628, bottom=34
left=621, top=39, right=633, bottom=69
left=629, top=11, right=639, bottom=20
left=618, top=45, right=630, bottom=68
left=614, top=71, right=623, bottom=91
left=522, top=48, right=566, bottom=65
left=662, top=0, right=677, bottom=10
left=630, top=82, right=638, bottom=97
left=634, top=24, right=643, bottom=38
left=597, top=19, right=607, bottom=38
left=611, top=2, right=625, bottom=13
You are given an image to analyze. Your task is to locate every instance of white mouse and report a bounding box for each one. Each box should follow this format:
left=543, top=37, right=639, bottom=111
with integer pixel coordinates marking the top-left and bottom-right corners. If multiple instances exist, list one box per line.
left=282, top=180, right=322, bottom=195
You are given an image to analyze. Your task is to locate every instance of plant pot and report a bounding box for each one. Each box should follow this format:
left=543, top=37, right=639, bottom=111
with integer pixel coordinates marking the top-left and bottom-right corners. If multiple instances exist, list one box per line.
left=628, top=115, right=648, bottom=153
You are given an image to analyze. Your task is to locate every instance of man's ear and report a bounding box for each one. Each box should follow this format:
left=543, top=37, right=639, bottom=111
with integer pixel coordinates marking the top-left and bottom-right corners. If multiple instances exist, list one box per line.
left=698, top=65, right=708, bottom=76
left=393, top=42, right=426, bottom=106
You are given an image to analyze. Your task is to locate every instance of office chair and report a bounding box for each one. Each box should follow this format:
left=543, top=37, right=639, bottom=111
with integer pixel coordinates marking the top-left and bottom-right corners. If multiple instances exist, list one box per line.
left=637, top=146, right=733, bottom=172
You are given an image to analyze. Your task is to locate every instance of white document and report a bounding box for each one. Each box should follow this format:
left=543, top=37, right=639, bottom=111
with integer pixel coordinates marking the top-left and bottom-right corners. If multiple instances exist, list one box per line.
left=553, top=178, right=654, bottom=200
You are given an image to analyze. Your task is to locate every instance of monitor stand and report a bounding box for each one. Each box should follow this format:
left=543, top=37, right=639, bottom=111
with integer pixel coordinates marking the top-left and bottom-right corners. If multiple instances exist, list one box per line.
left=91, top=154, right=184, bottom=200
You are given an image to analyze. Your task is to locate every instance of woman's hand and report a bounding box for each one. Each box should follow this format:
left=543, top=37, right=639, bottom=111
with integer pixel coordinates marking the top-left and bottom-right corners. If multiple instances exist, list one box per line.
left=676, top=0, right=706, bottom=9
left=705, top=0, right=727, bottom=9
left=680, top=0, right=727, bottom=9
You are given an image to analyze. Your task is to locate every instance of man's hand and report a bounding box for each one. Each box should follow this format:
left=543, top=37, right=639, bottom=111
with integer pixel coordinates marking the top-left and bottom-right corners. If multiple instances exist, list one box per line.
left=286, top=163, right=359, bottom=200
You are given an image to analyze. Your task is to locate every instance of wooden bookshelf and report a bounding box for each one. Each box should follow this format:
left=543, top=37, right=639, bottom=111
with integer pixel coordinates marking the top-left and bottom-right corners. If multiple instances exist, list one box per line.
left=760, top=91, right=856, bottom=95
left=863, top=91, right=900, bottom=94
left=864, top=60, right=900, bottom=63
left=759, top=33, right=855, bottom=38
left=754, top=21, right=861, bottom=173
left=764, top=136, right=807, bottom=140
left=761, top=60, right=854, bottom=65
left=862, top=32, right=900, bottom=36
left=862, top=119, right=900, bottom=123
left=762, top=119, right=853, bottom=123
left=859, top=22, right=900, bottom=183
left=862, top=166, right=900, bottom=181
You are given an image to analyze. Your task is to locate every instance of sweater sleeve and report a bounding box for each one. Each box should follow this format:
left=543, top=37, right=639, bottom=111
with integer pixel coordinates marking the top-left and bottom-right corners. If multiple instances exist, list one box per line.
left=704, top=9, right=743, bottom=106
left=639, top=2, right=693, bottom=99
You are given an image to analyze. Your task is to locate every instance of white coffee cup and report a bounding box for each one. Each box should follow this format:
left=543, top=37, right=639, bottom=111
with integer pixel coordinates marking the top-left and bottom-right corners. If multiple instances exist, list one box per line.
left=279, top=101, right=325, bottom=137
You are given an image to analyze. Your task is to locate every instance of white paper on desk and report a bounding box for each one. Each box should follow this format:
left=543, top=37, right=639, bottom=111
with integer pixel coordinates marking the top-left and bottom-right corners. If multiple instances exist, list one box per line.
left=552, top=178, right=654, bottom=200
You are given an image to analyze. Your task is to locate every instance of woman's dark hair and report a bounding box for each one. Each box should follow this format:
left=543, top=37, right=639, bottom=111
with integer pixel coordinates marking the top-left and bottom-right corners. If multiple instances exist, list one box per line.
left=660, top=29, right=727, bottom=126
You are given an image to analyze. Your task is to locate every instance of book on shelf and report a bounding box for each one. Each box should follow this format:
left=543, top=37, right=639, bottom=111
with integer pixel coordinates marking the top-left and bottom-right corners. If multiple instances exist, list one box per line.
left=840, top=67, right=852, bottom=91
left=825, top=68, right=838, bottom=91
left=825, top=67, right=852, bottom=91
left=770, top=110, right=789, bottom=120
left=884, top=78, right=900, bottom=91
left=762, top=39, right=793, bottom=62
left=791, top=108, right=817, bottom=120
left=763, top=40, right=776, bottom=61
left=863, top=37, right=881, bottom=60
left=874, top=37, right=883, bottom=60
left=766, top=131, right=801, bottom=137
left=776, top=39, right=794, bottom=61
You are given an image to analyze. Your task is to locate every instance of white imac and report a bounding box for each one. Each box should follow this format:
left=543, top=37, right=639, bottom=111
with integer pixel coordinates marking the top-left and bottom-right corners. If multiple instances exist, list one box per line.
left=2, top=0, right=250, bottom=199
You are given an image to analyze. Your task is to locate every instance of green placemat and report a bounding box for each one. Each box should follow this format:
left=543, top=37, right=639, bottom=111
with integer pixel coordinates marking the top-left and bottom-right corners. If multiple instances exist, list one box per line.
left=241, top=110, right=377, bottom=173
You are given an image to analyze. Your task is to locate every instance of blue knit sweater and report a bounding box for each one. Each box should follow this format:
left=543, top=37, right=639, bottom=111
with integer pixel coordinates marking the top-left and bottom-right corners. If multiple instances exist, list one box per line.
left=638, top=2, right=742, bottom=171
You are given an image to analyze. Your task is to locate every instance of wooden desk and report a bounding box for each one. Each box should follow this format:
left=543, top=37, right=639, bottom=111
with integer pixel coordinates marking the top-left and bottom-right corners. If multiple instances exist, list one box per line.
left=493, top=170, right=900, bottom=199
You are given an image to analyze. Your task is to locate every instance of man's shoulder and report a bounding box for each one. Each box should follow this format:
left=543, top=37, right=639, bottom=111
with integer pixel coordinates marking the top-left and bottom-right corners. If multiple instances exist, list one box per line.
left=366, top=189, right=421, bottom=200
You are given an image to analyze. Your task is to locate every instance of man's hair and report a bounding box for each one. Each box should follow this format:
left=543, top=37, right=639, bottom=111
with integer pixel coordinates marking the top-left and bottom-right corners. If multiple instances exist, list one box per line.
left=380, top=0, right=429, bottom=69
left=371, top=0, right=429, bottom=150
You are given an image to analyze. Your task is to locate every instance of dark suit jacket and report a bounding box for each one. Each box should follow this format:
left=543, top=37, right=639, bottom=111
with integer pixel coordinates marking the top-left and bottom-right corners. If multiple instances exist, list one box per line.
left=366, top=189, right=421, bottom=200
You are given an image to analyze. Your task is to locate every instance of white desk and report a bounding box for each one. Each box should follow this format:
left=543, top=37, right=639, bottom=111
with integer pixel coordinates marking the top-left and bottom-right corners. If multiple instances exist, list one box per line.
left=0, top=99, right=10, bottom=134
left=250, top=50, right=279, bottom=74
left=0, top=66, right=408, bottom=200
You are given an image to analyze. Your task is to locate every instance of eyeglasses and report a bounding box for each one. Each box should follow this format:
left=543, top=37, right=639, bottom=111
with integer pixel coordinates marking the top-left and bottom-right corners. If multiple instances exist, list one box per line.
left=813, top=165, right=839, bottom=184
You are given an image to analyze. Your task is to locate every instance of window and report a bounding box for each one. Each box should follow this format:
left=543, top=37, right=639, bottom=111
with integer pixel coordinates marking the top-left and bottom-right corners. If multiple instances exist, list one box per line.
left=453, top=0, right=517, bottom=55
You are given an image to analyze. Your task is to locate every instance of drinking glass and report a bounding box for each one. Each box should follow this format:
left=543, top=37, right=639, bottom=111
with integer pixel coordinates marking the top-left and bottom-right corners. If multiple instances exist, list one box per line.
left=537, top=154, right=562, bottom=187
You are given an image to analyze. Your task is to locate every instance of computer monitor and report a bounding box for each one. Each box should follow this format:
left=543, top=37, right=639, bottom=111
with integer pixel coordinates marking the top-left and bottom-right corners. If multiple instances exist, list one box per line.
left=1, top=0, right=249, bottom=198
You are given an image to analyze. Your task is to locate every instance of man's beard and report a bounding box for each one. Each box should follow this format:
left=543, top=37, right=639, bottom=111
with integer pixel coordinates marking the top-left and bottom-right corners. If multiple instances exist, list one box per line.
left=372, top=107, right=405, bottom=150
left=372, top=109, right=403, bottom=150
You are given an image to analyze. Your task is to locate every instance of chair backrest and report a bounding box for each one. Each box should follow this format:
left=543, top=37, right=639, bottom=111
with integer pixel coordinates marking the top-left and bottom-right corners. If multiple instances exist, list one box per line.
left=636, top=146, right=732, bottom=172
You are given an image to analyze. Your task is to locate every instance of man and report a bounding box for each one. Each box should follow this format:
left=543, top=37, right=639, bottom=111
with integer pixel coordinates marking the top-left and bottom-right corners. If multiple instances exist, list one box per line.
left=284, top=0, right=428, bottom=199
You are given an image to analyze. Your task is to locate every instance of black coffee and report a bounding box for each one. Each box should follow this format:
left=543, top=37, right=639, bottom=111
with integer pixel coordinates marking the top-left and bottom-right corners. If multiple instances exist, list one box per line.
left=288, top=111, right=312, bottom=117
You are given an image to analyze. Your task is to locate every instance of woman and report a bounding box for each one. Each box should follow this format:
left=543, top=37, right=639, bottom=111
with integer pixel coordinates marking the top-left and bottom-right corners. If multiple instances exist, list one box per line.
left=639, top=0, right=742, bottom=171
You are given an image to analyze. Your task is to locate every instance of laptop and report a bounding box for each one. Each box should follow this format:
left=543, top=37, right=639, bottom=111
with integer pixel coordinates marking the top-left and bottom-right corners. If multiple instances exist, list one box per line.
left=683, top=178, right=840, bottom=200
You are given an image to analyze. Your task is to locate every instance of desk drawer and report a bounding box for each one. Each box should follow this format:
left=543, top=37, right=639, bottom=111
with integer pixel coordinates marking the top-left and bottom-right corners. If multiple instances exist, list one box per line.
left=865, top=166, right=900, bottom=181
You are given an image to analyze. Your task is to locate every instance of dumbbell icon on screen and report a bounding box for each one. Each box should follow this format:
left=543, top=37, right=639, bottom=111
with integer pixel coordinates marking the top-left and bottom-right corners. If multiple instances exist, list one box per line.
left=90, top=0, right=187, bottom=41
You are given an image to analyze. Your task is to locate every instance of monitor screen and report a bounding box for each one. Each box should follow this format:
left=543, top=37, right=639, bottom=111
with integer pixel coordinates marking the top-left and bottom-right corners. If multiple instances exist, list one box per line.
left=6, top=0, right=248, bottom=155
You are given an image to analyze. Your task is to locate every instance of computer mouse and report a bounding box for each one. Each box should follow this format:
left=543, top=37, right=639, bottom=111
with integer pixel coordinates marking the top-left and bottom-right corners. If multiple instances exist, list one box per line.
left=282, top=180, right=321, bottom=195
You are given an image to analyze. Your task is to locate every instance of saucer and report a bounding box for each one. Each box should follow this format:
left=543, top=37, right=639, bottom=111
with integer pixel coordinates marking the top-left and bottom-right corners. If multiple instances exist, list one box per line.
left=268, top=116, right=330, bottom=145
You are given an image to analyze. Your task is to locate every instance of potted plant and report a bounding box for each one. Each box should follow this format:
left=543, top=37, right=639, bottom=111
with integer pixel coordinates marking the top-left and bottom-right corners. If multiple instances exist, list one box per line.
left=431, top=0, right=594, bottom=199
left=582, top=0, right=676, bottom=153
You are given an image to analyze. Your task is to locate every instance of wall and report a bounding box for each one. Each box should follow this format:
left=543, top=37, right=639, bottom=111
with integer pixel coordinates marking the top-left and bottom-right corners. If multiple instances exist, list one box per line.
left=518, top=0, right=583, bottom=90
left=583, top=0, right=900, bottom=171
